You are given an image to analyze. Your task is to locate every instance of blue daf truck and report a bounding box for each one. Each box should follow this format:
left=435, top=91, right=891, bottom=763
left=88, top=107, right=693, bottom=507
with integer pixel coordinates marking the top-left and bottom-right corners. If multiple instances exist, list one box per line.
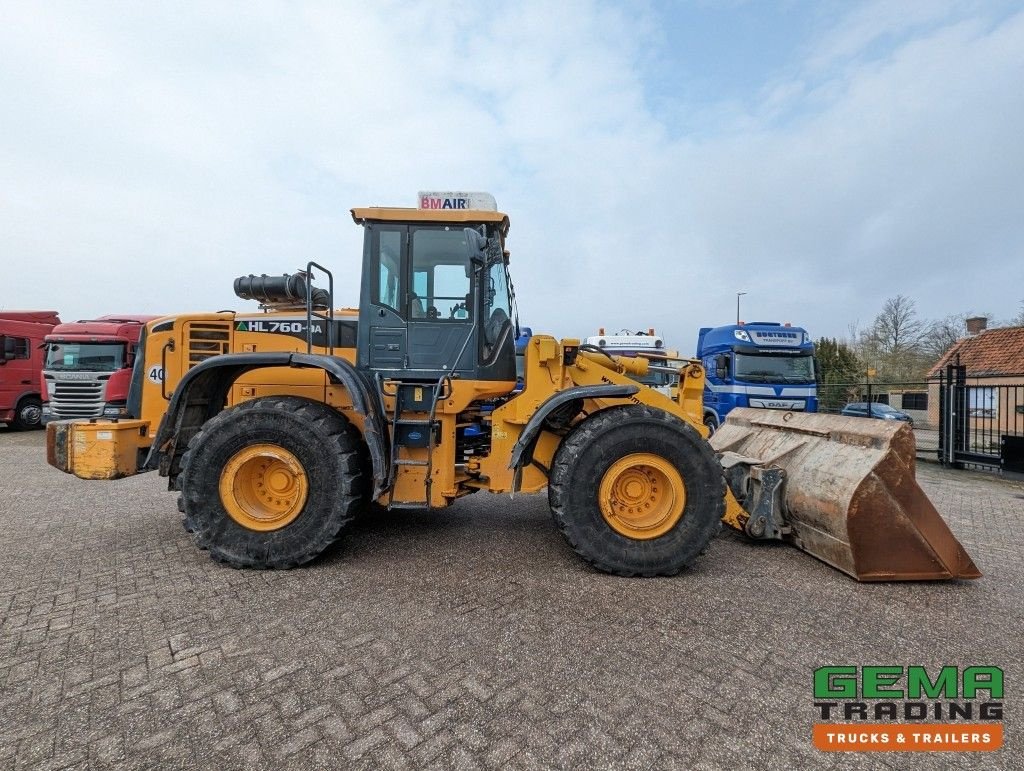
left=696, top=322, right=818, bottom=432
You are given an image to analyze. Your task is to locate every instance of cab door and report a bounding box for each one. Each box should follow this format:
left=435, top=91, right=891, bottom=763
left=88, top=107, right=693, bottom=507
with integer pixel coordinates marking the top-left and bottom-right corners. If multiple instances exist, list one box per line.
left=406, top=226, right=475, bottom=374
left=365, top=226, right=407, bottom=371
left=1, top=333, right=34, bottom=412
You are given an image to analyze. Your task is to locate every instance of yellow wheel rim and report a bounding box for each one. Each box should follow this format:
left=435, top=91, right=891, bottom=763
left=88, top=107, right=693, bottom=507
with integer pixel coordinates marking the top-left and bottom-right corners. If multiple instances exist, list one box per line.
left=218, top=444, right=308, bottom=532
left=598, top=453, right=686, bottom=540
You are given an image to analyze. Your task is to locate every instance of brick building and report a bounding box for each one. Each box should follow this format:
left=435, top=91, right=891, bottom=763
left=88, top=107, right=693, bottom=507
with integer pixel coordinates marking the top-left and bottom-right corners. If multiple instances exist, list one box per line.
left=926, top=319, right=1024, bottom=445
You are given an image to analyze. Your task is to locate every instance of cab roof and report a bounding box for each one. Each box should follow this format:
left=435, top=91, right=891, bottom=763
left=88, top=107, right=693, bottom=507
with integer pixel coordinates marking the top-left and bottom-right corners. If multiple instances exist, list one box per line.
left=47, top=316, right=159, bottom=340
left=350, top=207, right=509, bottom=236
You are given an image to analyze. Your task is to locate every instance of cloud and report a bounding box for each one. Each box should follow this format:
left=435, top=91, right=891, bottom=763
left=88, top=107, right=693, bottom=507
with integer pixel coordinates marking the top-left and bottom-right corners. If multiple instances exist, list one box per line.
left=676, top=7, right=1024, bottom=335
left=1, top=0, right=1022, bottom=354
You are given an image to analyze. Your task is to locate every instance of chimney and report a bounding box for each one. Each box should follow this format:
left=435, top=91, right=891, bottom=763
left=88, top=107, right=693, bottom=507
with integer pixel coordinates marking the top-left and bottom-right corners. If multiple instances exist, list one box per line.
left=965, top=316, right=988, bottom=336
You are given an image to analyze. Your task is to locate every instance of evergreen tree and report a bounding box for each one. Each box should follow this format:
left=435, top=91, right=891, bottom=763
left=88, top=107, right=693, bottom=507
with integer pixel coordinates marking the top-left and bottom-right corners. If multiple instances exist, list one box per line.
left=815, top=337, right=861, bottom=410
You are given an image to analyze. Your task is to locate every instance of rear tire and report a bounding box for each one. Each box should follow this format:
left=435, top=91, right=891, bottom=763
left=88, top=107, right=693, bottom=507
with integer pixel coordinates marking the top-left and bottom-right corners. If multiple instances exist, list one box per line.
left=10, top=396, right=42, bottom=430
left=179, top=396, right=368, bottom=568
left=548, top=405, right=724, bottom=576
left=703, top=413, right=718, bottom=435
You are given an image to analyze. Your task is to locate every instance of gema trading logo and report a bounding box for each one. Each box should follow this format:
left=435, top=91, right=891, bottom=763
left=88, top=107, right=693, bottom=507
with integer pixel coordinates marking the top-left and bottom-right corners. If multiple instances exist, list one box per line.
left=812, top=666, right=1004, bottom=752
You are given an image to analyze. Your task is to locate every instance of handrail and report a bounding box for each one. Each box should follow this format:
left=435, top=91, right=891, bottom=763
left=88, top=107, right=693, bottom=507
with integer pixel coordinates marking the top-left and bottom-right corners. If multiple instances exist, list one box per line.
left=304, top=261, right=335, bottom=355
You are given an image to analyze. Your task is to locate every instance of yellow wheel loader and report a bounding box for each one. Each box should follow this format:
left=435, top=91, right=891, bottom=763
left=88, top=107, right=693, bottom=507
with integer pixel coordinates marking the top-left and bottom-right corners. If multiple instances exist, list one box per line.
left=47, top=199, right=979, bottom=581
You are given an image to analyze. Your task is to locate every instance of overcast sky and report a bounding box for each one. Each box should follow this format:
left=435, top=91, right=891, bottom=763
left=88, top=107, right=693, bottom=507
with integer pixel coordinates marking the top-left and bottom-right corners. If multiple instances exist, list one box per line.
left=2, top=0, right=1022, bottom=349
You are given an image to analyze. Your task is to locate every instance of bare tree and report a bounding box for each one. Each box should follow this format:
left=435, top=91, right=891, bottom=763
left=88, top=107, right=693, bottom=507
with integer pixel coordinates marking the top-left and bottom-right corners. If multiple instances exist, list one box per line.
left=858, top=295, right=929, bottom=380
left=864, top=295, right=925, bottom=352
left=845, top=320, right=861, bottom=346
left=923, top=309, right=1002, bottom=358
left=923, top=314, right=965, bottom=361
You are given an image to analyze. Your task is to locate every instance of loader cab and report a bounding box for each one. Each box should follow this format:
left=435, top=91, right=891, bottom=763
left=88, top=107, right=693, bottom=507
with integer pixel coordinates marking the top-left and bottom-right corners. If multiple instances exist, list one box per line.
left=352, top=205, right=517, bottom=383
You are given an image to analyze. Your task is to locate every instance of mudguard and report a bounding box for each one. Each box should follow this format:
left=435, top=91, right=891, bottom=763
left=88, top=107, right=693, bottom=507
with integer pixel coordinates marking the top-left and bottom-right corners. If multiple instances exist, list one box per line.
left=147, top=352, right=391, bottom=497
left=508, top=383, right=640, bottom=470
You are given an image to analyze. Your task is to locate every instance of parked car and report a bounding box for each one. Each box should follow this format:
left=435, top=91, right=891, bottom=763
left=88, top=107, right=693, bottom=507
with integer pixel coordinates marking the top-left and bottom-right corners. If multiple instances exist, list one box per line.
left=840, top=402, right=914, bottom=426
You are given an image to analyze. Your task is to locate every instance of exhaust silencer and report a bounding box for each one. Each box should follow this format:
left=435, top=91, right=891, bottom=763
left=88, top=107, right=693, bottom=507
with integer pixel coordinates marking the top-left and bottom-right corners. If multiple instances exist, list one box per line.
left=711, top=408, right=980, bottom=581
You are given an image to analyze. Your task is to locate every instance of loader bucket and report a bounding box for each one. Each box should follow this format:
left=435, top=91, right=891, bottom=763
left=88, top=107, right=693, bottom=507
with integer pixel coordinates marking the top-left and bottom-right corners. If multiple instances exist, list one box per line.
left=710, top=408, right=980, bottom=581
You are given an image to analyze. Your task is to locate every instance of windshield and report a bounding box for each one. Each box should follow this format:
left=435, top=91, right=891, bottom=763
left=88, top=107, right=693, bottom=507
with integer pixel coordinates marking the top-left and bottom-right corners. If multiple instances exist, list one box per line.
left=734, top=353, right=815, bottom=383
left=45, top=342, right=126, bottom=372
left=482, top=237, right=512, bottom=356
left=638, top=370, right=673, bottom=388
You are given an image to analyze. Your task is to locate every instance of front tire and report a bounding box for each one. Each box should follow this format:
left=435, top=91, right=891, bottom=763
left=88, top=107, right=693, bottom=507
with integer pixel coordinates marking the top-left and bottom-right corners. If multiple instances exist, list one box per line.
left=10, top=396, right=42, bottom=430
left=179, top=396, right=368, bottom=568
left=703, top=413, right=718, bottom=436
left=548, top=405, right=725, bottom=576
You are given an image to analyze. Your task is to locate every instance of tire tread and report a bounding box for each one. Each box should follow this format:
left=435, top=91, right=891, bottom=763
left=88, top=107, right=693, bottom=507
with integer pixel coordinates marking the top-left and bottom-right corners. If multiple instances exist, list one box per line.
left=178, top=396, right=368, bottom=569
left=548, top=405, right=724, bottom=577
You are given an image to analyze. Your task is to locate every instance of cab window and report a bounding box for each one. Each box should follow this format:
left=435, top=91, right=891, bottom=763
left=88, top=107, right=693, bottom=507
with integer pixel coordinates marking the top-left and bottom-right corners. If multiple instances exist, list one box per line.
left=375, top=229, right=403, bottom=312
left=410, top=228, right=472, bottom=320
left=3, top=336, right=29, bottom=359
left=482, top=239, right=512, bottom=356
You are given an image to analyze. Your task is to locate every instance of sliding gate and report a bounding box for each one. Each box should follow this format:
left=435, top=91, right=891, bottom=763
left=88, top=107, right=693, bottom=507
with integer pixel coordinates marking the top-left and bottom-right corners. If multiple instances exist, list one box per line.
left=938, top=365, right=1024, bottom=472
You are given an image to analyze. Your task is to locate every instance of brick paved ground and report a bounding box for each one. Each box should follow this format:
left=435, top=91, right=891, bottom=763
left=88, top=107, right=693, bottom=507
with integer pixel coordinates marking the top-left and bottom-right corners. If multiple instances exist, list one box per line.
left=1, top=427, right=1021, bottom=769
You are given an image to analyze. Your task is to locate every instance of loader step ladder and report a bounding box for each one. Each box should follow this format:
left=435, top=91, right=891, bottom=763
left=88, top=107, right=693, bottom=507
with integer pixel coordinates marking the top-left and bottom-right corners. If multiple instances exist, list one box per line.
left=378, top=376, right=451, bottom=510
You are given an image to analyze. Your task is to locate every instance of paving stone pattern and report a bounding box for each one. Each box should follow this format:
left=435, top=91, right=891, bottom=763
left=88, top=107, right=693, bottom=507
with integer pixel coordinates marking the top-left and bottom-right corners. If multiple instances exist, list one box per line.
left=1, top=428, right=1021, bottom=769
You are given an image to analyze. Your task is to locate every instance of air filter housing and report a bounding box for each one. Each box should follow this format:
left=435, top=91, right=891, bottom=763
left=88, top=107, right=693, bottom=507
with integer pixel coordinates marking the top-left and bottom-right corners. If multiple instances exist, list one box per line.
left=233, top=273, right=330, bottom=310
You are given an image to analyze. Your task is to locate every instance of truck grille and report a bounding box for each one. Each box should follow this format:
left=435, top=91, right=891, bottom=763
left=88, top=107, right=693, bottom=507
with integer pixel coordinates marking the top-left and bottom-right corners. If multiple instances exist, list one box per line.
left=51, top=381, right=105, bottom=418
left=187, top=323, right=231, bottom=368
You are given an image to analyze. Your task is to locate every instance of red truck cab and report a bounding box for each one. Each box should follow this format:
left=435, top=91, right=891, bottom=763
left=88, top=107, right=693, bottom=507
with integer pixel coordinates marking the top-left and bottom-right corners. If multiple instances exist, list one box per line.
left=40, top=315, right=159, bottom=423
left=0, top=311, right=61, bottom=429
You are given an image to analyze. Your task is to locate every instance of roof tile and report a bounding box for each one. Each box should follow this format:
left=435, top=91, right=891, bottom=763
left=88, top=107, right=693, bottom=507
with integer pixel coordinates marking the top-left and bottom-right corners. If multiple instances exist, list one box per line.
left=928, top=325, right=1024, bottom=377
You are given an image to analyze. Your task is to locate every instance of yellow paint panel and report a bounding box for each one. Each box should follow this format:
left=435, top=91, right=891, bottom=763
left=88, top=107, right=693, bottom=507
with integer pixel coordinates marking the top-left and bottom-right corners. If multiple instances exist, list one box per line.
left=51, top=420, right=150, bottom=480
left=350, top=207, right=509, bottom=234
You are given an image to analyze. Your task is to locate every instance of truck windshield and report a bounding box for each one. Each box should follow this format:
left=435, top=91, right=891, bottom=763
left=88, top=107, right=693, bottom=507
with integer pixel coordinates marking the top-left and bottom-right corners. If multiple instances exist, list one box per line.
left=734, top=353, right=814, bottom=383
left=45, top=342, right=125, bottom=372
left=602, top=352, right=674, bottom=388
left=638, top=371, right=673, bottom=388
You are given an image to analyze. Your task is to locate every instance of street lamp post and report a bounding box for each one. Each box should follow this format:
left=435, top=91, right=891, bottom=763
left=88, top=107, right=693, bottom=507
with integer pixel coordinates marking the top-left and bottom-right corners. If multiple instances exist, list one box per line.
left=736, top=291, right=747, bottom=324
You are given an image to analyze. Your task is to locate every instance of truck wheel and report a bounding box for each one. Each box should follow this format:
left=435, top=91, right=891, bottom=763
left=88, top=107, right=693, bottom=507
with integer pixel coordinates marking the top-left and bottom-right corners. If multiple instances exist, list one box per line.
left=10, top=396, right=42, bottom=430
left=704, top=413, right=718, bottom=435
left=178, top=396, right=368, bottom=568
left=548, top=405, right=724, bottom=576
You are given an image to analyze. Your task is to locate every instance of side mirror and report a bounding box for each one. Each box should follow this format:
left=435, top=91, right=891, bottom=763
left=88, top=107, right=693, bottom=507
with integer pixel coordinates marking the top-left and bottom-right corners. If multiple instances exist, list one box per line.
left=715, top=354, right=730, bottom=380
left=0, top=335, right=9, bottom=364
left=463, top=228, right=487, bottom=263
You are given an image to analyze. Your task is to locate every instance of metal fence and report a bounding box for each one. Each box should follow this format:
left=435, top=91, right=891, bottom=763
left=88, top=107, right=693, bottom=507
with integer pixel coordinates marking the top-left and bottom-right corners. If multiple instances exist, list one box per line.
left=935, top=366, right=1024, bottom=472
left=816, top=374, right=1024, bottom=471
left=817, top=379, right=939, bottom=457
